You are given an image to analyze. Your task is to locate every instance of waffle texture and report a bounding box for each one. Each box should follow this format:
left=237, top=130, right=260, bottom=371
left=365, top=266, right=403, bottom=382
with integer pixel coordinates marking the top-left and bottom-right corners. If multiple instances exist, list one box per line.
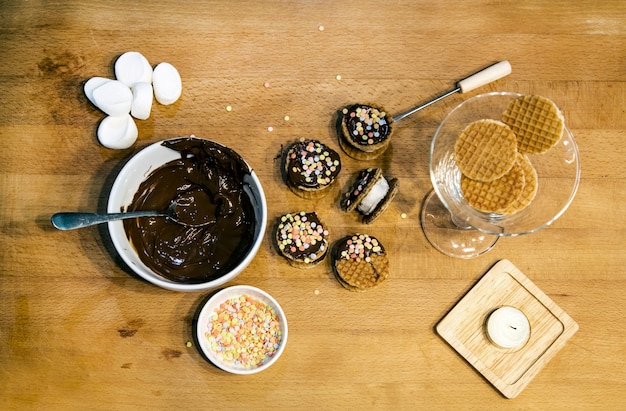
left=454, top=119, right=518, bottom=182
left=502, top=95, right=564, bottom=154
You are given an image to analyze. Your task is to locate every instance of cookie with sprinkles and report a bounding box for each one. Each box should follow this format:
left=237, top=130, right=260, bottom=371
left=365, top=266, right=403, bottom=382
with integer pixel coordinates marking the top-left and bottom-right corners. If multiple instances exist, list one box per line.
left=341, top=168, right=399, bottom=224
left=332, top=233, right=389, bottom=292
left=274, top=212, right=329, bottom=268
left=283, top=139, right=342, bottom=199
left=339, top=103, right=394, bottom=160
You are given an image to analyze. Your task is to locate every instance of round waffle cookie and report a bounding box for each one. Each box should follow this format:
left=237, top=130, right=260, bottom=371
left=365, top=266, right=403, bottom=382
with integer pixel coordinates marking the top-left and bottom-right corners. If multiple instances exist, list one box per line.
left=461, top=161, right=526, bottom=213
left=340, top=168, right=399, bottom=224
left=332, top=233, right=389, bottom=292
left=454, top=119, right=518, bottom=182
left=501, top=94, right=564, bottom=154
left=502, top=153, right=539, bottom=214
left=283, top=139, right=342, bottom=199
left=340, top=103, right=394, bottom=160
left=275, top=211, right=329, bottom=268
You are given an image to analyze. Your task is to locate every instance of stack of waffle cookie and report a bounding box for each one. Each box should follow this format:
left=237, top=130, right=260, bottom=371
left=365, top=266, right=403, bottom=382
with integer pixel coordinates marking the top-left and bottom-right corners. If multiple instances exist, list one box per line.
left=454, top=95, right=564, bottom=214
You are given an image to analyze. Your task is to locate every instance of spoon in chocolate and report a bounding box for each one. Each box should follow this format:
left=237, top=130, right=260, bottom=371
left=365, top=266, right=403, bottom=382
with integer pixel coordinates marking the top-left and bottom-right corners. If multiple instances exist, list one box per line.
left=393, top=60, right=512, bottom=122
left=51, top=189, right=215, bottom=230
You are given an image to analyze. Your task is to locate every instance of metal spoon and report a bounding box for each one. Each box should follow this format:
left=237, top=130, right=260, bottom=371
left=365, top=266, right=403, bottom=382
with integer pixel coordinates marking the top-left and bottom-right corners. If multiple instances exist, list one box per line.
left=392, top=60, right=512, bottom=122
left=51, top=201, right=202, bottom=230
left=51, top=202, right=177, bottom=230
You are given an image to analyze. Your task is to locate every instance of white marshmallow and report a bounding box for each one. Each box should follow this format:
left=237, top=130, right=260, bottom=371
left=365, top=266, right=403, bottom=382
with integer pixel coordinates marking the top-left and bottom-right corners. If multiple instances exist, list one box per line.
left=91, top=80, right=133, bottom=117
left=130, top=82, right=153, bottom=120
left=114, top=51, right=153, bottom=87
left=84, top=77, right=111, bottom=106
left=357, top=176, right=389, bottom=215
left=152, top=62, right=182, bottom=105
left=97, top=114, right=138, bottom=149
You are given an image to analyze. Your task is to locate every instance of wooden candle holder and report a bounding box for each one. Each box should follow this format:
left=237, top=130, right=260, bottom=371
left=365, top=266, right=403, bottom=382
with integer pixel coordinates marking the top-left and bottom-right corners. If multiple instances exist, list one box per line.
left=436, top=259, right=578, bottom=398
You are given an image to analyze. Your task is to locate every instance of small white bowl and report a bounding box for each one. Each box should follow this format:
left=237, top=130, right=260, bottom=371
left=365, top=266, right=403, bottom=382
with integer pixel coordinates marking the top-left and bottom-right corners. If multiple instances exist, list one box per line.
left=107, top=137, right=267, bottom=292
left=195, top=285, right=288, bottom=374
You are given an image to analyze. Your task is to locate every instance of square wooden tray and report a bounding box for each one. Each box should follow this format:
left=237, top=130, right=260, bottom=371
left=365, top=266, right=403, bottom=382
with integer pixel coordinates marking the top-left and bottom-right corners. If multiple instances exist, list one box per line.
left=436, top=259, right=578, bottom=398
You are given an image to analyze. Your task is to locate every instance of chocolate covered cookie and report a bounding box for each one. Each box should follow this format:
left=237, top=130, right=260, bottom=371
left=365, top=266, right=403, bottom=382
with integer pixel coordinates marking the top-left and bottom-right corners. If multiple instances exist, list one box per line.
left=332, top=233, right=389, bottom=292
left=275, top=212, right=329, bottom=268
left=283, top=139, right=342, bottom=199
left=339, top=103, right=394, bottom=160
left=340, top=168, right=399, bottom=224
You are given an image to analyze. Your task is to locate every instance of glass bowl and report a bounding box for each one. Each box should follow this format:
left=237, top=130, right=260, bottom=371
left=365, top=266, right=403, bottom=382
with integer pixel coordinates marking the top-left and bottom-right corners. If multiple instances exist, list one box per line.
left=422, top=92, right=580, bottom=258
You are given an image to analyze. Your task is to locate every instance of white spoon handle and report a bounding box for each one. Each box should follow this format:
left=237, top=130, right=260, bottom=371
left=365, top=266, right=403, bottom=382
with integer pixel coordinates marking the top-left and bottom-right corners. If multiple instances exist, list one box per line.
left=457, top=60, right=512, bottom=93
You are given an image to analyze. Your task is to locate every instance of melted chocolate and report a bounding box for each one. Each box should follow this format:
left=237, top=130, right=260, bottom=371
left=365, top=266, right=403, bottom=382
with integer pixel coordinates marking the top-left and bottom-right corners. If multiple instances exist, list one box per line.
left=343, top=104, right=392, bottom=146
left=123, top=137, right=256, bottom=284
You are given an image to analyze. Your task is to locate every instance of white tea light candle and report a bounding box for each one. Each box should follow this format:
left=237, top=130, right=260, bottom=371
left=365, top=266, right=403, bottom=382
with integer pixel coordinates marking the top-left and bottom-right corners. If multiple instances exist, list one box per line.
left=486, top=306, right=530, bottom=349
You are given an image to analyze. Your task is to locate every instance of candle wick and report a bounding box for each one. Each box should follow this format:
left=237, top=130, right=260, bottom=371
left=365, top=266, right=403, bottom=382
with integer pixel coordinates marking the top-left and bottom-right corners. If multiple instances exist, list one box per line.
left=510, top=326, right=517, bottom=330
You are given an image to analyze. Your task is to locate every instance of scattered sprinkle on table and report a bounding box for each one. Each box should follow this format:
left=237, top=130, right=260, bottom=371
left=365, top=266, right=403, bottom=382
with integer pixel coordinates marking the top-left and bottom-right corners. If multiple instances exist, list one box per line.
left=205, top=294, right=282, bottom=369
left=264, top=82, right=271, bottom=88
left=284, top=115, right=290, bottom=121
left=401, top=213, right=407, bottom=219
left=318, top=25, right=325, bottom=31
left=336, top=74, right=342, bottom=81
left=267, top=126, right=274, bottom=132
left=226, top=105, right=232, bottom=112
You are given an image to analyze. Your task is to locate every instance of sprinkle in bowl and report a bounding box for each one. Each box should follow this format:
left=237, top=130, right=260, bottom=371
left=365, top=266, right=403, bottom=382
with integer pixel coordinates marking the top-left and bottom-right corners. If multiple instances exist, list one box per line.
left=195, top=285, right=288, bottom=374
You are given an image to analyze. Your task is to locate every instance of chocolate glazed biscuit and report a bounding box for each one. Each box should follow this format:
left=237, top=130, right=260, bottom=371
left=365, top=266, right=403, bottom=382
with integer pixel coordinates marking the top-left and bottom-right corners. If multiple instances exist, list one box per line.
left=340, top=168, right=399, bottom=224
left=283, top=139, right=341, bottom=199
left=332, top=233, right=389, bottom=292
left=339, top=103, right=394, bottom=160
left=274, top=211, right=329, bottom=268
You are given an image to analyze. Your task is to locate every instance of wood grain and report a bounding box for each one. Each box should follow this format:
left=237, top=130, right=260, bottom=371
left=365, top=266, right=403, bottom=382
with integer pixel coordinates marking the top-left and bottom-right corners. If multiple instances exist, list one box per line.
left=1, top=1, right=626, bottom=409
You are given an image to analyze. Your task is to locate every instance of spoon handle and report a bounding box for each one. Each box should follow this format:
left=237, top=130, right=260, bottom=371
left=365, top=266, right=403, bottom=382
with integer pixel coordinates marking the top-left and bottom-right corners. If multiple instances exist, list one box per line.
left=51, top=211, right=161, bottom=230
left=457, top=60, right=512, bottom=93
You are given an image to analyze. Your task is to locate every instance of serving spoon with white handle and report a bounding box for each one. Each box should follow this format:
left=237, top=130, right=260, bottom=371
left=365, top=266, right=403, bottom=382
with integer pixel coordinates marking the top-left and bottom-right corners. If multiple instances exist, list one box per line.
left=393, top=60, right=512, bottom=122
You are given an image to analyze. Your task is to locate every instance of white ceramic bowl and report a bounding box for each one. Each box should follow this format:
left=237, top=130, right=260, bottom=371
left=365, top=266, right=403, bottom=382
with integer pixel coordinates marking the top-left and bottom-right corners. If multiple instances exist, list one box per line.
left=195, top=285, right=288, bottom=374
left=107, top=137, right=267, bottom=292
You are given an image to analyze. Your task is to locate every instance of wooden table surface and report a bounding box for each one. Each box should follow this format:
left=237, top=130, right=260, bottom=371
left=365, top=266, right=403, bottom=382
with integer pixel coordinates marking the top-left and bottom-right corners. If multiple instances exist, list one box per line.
left=2, top=1, right=625, bottom=409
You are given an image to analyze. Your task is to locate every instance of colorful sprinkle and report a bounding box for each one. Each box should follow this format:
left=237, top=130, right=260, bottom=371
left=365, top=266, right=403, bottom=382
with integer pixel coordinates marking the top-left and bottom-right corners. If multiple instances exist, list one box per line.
left=226, top=105, right=232, bottom=112
left=268, top=126, right=274, bottom=132
left=336, top=74, right=342, bottom=81
left=264, top=82, right=271, bottom=88
left=339, top=233, right=383, bottom=263
left=205, top=294, right=282, bottom=369
left=318, top=25, right=325, bottom=31
left=284, top=115, right=290, bottom=121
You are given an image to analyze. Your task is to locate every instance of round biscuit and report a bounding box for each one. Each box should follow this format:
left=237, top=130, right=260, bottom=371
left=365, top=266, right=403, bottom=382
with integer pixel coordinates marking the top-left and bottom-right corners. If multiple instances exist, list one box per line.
left=501, top=95, right=564, bottom=154
left=461, top=161, right=525, bottom=213
left=502, top=153, right=539, bottom=214
left=454, top=119, right=518, bottom=182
